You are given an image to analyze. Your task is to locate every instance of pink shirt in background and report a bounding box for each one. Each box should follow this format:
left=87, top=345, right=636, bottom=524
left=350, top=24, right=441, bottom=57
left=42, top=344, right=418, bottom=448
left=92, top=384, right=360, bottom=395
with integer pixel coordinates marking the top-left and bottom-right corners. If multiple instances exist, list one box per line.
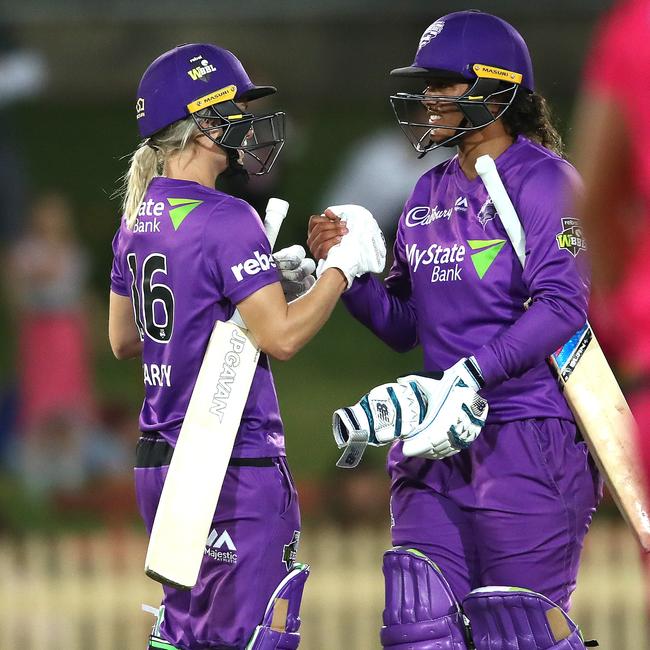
left=583, top=0, right=650, bottom=374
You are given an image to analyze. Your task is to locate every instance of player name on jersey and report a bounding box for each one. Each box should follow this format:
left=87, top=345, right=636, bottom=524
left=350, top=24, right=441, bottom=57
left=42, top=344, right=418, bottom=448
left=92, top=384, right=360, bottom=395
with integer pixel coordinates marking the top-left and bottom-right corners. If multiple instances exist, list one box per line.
left=144, top=363, right=172, bottom=387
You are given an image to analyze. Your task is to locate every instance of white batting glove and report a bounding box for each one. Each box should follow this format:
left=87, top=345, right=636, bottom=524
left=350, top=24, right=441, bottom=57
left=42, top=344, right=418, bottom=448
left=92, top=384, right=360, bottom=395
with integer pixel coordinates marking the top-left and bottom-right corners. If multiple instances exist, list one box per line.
left=398, top=357, right=489, bottom=460
left=273, top=245, right=316, bottom=302
left=332, top=380, right=427, bottom=468
left=316, top=205, right=386, bottom=289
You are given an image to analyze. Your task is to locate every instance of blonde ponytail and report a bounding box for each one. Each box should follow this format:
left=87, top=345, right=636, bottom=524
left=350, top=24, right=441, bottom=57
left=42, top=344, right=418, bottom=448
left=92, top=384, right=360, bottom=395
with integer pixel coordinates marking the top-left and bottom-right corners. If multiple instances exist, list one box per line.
left=122, top=144, right=159, bottom=228
left=118, top=116, right=201, bottom=229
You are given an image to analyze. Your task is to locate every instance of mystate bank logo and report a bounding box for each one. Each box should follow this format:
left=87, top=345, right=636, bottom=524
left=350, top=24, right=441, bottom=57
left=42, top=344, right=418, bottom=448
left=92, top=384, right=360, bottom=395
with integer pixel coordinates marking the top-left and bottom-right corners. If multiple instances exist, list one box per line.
left=406, top=242, right=466, bottom=282
left=405, top=205, right=453, bottom=228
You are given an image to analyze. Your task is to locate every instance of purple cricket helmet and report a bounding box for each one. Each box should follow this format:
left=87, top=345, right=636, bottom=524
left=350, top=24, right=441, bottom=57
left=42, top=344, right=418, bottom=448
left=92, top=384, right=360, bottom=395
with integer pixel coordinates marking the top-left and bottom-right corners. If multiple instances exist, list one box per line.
left=135, top=43, right=285, bottom=175
left=389, top=10, right=534, bottom=153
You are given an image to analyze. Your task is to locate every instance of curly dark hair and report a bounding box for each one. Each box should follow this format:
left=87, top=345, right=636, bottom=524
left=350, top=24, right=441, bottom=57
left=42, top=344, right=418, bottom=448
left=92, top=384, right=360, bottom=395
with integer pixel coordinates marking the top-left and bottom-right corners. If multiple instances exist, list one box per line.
left=501, top=89, right=564, bottom=157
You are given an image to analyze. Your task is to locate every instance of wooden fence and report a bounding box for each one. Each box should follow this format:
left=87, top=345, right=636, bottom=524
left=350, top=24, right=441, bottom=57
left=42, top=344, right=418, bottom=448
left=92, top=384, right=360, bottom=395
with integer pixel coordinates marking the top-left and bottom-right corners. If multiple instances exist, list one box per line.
left=0, top=519, right=647, bottom=649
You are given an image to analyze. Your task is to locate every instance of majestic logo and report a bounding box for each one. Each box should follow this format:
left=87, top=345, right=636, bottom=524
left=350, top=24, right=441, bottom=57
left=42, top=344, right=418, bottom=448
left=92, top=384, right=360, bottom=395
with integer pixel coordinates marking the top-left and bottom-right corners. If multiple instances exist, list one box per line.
left=418, top=20, right=445, bottom=49
left=405, top=205, right=453, bottom=228
left=467, top=239, right=506, bottom=279
left=476, top=198, right=497, bottom=229
left=454, top=197, right=468, bottom=212
left=167, top=198, right=203, bottom=231
left=556, top=217, right=586, bottom=257
left=283, top=530, right=301, bottom=571
left=205, top=528, right=238, bottom=564
left=209, top=329, right=247, bottom=421
left=136, top=97, right=145, bottom=119
left=187, top=55, right=217, bottom=82
left=231, top=251, right=277, bottom=282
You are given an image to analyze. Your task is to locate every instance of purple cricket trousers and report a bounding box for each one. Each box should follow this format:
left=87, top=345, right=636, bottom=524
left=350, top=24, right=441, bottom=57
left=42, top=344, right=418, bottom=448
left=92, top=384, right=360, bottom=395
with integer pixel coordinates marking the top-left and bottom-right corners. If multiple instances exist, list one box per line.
left=388, top=418, right=602, bottom=609
left=135, top=437, right=301, bottom=650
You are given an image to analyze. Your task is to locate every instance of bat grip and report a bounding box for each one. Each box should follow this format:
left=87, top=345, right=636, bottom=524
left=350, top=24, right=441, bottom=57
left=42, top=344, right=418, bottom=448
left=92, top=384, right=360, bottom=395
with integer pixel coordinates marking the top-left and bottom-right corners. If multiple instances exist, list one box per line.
left=264, top=197, right=289, bottom=248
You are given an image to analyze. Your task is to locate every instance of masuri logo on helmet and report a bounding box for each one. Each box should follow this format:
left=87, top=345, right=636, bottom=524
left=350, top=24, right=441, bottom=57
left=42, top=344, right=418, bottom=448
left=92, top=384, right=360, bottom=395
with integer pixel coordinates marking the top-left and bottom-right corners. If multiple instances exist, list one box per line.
left=389, top=10, right=533, bottom=153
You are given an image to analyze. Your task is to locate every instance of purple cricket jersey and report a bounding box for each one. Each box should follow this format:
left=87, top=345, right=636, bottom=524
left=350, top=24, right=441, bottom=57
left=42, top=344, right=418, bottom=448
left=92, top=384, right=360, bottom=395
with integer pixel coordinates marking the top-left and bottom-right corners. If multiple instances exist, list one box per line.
left=344, top=135, right=588, bottom=422
left=110, top=176, right=285, bottom=457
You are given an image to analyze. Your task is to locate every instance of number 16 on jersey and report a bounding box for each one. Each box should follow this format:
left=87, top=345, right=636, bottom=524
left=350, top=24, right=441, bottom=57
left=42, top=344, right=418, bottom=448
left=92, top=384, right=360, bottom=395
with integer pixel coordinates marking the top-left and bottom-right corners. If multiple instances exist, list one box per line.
left=145, top=198, right=289, bottom=590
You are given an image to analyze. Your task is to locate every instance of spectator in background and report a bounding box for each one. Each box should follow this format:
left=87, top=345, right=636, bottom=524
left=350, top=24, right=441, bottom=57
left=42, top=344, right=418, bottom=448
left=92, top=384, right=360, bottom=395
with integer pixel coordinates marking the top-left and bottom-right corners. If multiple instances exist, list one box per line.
left=320, top=127, right=452, bottom=234
left=572, top=0, right=650, bottom=499
left=6, top=192, right=94, bottom=494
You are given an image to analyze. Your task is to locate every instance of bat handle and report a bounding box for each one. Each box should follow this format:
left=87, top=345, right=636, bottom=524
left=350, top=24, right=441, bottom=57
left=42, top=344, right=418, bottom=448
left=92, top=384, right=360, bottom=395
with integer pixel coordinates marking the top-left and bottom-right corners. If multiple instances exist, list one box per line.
left=230, top=198, right=289, bottom=329
left=264, top=197, right=289, bottom=248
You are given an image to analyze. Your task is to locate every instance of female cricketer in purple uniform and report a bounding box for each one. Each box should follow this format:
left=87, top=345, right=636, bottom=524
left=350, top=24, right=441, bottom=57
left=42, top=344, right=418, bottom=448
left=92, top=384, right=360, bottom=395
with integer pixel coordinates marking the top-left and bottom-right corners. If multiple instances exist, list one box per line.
left=309, top=11, right=601, bottom=650
left=108, top=44, right=385, bottom=650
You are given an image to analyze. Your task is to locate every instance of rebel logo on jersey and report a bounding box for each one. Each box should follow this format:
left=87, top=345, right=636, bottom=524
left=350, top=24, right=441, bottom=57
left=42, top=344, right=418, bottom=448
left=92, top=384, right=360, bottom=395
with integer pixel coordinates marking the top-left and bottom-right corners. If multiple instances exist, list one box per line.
left=230, top=251, right=277, bottom=282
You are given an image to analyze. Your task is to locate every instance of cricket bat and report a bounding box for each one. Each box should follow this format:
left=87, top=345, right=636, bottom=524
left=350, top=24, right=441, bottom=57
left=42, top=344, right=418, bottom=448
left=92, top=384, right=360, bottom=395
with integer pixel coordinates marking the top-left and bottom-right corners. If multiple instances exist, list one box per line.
left=475, top=154, right=650, bottom=552
left=145, top=197, right=289, bottom=589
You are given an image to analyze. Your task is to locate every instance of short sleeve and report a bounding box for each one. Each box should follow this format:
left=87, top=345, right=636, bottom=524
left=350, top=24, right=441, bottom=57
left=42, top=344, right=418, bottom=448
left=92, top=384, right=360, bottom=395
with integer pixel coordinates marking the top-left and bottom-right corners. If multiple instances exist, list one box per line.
left=202, top=198, right=280, bottom=305
left=110, top=226, right=129, bottom=297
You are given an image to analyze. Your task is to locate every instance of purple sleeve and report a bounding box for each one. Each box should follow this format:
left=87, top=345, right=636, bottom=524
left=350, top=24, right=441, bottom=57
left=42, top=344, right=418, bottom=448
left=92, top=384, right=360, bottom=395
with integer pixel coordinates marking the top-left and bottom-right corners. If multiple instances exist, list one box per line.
left=473, top=159, right=589, bottom=387
left=342, top=217, right=418, bottom=353
left=110, top=225, right=130, bottom=297
left=202, top=198, right=280, bottom=305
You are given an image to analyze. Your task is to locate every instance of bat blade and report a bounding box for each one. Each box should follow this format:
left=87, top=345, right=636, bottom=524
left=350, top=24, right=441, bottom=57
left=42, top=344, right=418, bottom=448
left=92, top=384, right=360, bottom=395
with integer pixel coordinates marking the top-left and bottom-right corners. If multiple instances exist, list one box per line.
left=145, top=321, right=260, bottom=588
left=552, top=327, right=650, bottom=551
left=145, top=198, right=288, bottom=589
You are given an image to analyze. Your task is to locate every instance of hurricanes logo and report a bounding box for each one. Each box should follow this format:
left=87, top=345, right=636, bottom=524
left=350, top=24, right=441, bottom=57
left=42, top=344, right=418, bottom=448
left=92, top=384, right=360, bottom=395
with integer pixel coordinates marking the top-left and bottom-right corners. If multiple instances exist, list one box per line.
left=468, top=239, right=506, bottom=279
left=283, top=531, right=301, bottom=571
left=418, top=19, right=445, bottom=49
left=476, top=198, right=497, bottom=229
left=556, top=218, right=586, bottom=257
left=187, top=56, right=217, bottom=82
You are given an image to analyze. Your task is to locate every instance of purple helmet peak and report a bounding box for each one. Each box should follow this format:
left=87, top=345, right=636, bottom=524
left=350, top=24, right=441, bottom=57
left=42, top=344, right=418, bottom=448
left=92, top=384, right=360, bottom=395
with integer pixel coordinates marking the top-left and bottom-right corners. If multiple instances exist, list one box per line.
left=391, top=10, right=534, bottom=92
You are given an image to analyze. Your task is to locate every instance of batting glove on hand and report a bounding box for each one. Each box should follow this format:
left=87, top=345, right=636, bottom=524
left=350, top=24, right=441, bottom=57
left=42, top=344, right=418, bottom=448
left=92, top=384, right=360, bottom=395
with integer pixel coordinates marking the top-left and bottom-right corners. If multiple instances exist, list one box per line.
left=273, top=245, right=316, bottom=302
left=333, top=380, right=427, bottom=468
left=398, top=357, right=488, bottom=460
left=316, top=205, right=386, bottom=289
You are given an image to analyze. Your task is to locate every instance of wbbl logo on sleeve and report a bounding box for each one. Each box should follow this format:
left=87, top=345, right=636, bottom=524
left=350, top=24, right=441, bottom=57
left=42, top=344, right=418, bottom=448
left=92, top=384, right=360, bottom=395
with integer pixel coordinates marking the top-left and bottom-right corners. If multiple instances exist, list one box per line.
left=556, top=217, right=586, bottom=257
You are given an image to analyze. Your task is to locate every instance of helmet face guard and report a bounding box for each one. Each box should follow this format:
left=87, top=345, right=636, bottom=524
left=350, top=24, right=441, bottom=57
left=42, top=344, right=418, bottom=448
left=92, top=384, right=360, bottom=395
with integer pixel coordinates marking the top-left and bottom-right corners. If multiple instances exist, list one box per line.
left=193, top=99, right=286, bottom=175
left=390, top=77, right=519, bottom=154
